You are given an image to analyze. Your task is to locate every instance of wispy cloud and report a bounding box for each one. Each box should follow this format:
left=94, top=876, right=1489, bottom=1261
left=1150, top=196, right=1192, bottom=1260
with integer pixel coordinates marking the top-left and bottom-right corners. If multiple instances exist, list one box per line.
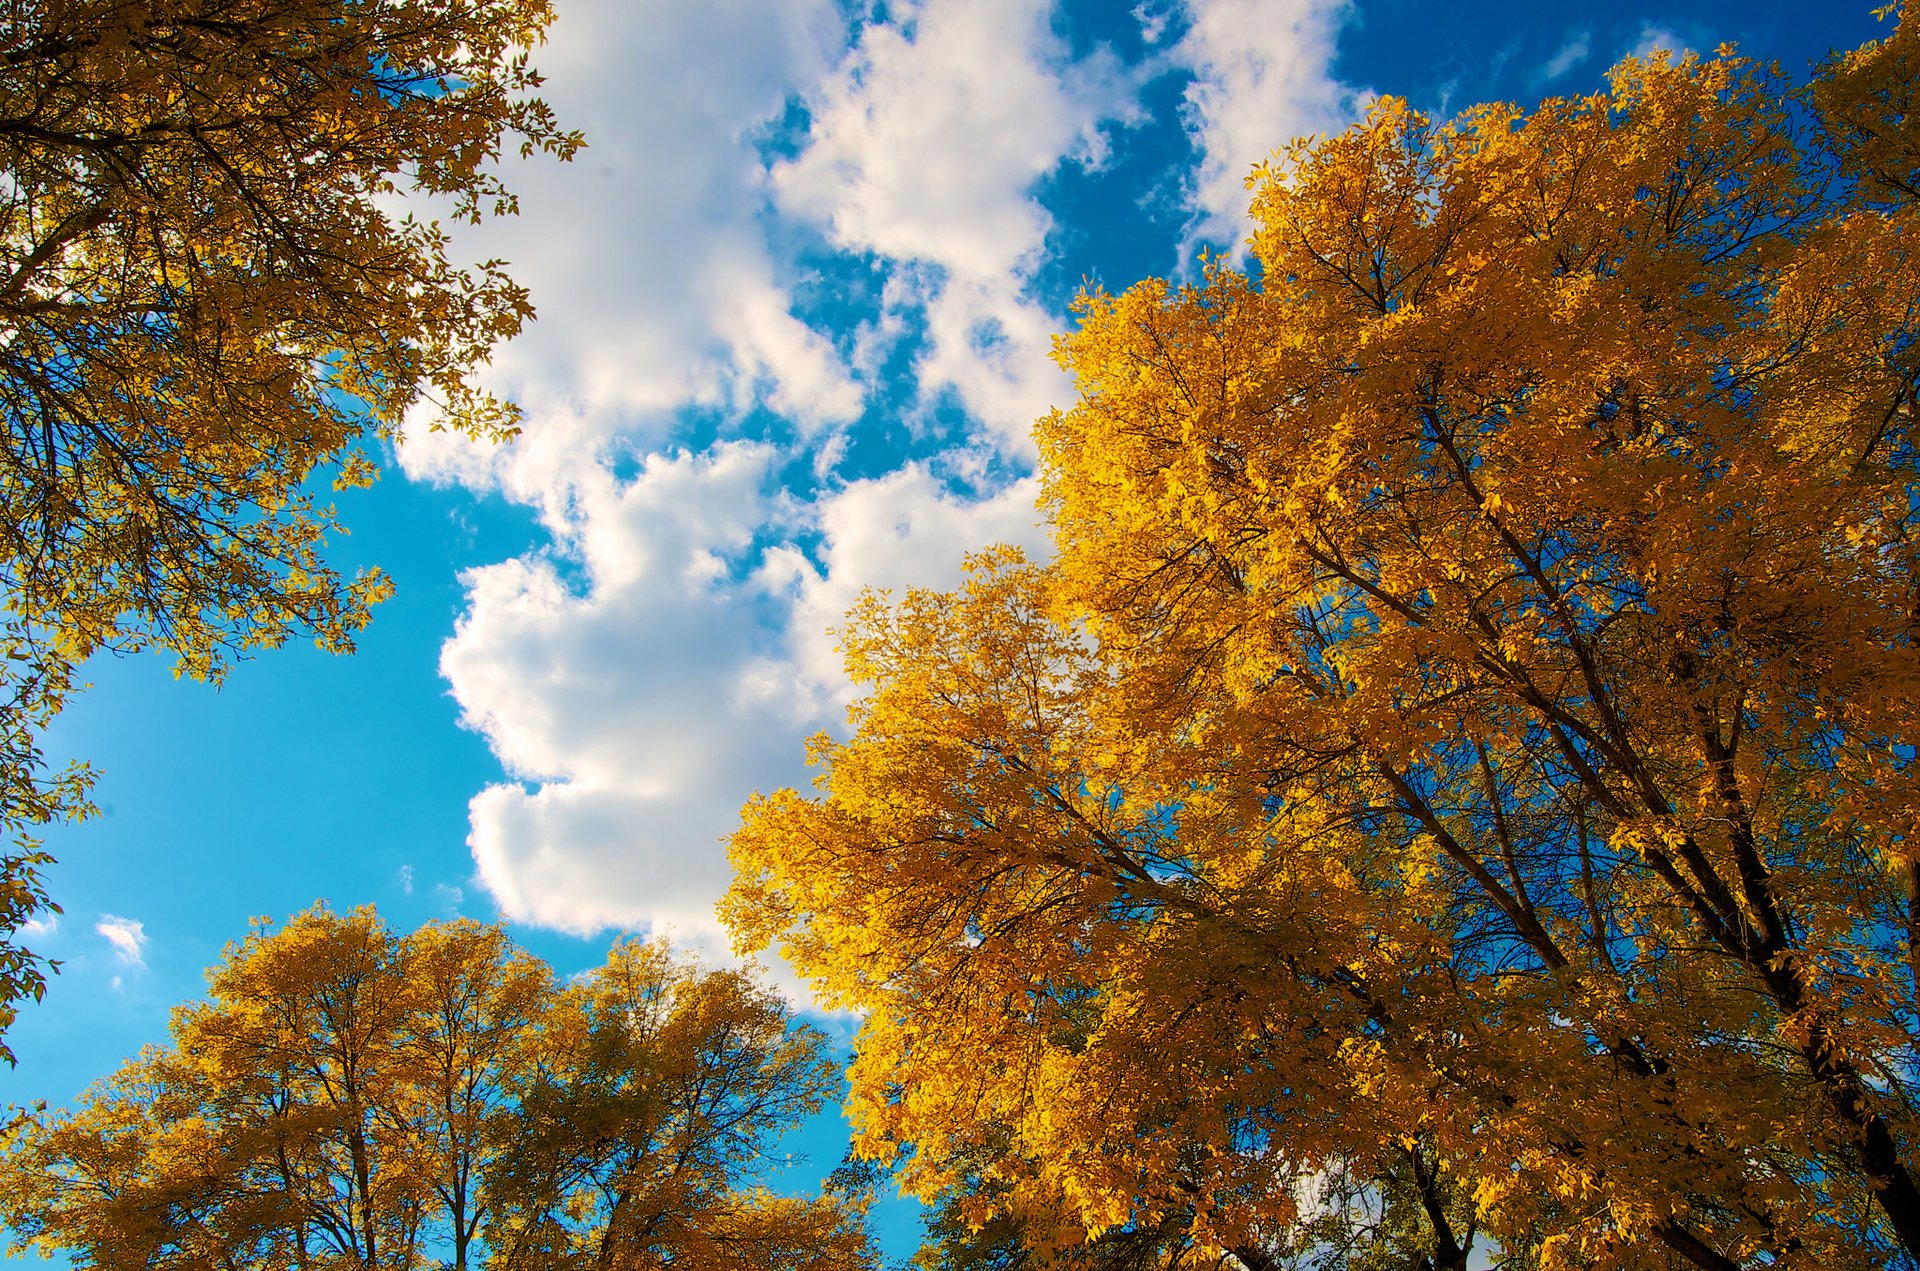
left=1541, top=31, right=1591, bottom=80
left=1627, top=22, right=1692, bottom=61
left=396, top=864, right=415, bottom=896
left=1135, top=0, right=1176, bottom=44
left=96, top=914, right=147, bottom=969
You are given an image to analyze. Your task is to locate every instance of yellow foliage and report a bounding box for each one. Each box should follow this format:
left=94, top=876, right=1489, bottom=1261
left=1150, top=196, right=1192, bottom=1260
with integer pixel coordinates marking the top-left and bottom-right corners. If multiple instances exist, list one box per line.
left=727, top=13, right=1920, bottom=1270
left=0, top=906, right=873, bottom=1271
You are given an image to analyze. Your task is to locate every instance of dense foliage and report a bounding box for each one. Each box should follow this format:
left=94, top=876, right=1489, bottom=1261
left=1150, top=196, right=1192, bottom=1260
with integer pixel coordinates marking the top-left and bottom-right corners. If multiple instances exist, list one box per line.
left=0, top=0, right=580, bottom=1057
left=726, top=14, right=1920, bottom=1270
left=0, top=907, right=873, bottom=1271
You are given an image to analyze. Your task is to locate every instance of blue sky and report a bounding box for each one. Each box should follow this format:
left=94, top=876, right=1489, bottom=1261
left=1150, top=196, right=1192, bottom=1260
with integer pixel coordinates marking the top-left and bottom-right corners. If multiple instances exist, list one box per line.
left=0, top=0, right=1888, bottom=1263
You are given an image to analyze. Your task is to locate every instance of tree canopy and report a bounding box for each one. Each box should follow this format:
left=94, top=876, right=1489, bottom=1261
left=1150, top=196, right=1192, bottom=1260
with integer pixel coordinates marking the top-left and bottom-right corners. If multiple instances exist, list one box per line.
left=725, top=13, right=1920, bottom=1270
left=0, top=0, right=580, bottom=1058
left=0, top=905, right=873, bottom=1271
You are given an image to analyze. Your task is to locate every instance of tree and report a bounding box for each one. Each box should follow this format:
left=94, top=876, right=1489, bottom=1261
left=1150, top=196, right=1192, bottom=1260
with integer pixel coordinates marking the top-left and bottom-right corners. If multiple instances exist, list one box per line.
left=0, top=905, right=873, bottom=1271
left=0, top=0, right=581, bottom=1055
left=725, top=14, right=1920, bottom=1271
left=484, top=937, right=873, bottom=1271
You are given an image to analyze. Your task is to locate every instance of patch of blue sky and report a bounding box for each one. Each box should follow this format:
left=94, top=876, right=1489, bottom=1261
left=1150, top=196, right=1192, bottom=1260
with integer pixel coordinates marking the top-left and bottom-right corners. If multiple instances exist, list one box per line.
left=779, top=243, right=897, bottom=347
left=769, top=261, right=1012, bottom=485
left=15, top=474, right=552, bottom=1088
left=1029, top=72, right=1207, bottom=304
left=917, top=387, right=1037, bottom=487
left=747, top=93, right=815, bottom=169
left=1334, top=0, right=1884, bottom=115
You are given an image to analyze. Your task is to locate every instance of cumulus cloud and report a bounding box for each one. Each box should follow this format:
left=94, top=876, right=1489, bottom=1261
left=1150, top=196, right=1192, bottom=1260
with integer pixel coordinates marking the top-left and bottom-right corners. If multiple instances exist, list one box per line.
left=439, top=443, right=789, bottom=952
left=1174, top=0, right=1368, bottom=252
left=776, top=0, right=1126, bottom=281
left=443, top=441, right=1050, bottom=958
left=443, top=446, right=781, bottom=783
left=396, top=0, right=858, bottom=493
left=96, top=914, right=147, bottom=968
left=408, top=0, right=1160, bottom=969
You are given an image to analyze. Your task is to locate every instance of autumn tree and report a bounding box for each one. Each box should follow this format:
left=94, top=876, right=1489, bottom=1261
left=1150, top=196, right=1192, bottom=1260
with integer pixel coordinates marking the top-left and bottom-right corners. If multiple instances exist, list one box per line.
left=484, top=938, right=873, bottom=1271
left=0, top=0, right=581, bottom=1054
left=726, top=12, right=1920, bottom=1271
left=0, top=906, right=873, bottom=1271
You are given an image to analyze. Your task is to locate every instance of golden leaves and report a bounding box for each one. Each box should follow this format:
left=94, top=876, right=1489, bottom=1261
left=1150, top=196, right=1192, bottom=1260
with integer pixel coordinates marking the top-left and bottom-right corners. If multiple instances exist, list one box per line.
left=0, top=905, right=871, bottom=1271
left=0, top=0, right=580, bottom=665
left=725, top=12, right=1920, bottom=1269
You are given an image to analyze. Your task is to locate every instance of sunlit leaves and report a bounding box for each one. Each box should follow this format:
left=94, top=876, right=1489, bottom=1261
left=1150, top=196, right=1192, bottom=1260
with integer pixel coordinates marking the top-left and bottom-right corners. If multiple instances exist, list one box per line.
left=727, top=14, right=1920, bottom=1271
left=0, top=906, right=872, bottom=1271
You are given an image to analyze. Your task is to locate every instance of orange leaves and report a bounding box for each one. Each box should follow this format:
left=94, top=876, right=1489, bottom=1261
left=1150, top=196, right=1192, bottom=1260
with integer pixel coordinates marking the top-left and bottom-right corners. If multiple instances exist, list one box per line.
left=728, top=553, right=1417, bottom=1249
left=488, top=937, right=860, bottom=1271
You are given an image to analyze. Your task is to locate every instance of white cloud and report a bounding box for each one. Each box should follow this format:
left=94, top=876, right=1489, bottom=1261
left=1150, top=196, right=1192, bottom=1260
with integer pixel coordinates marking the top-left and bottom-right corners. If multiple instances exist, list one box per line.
left=913, top=273, right=1072, bottom=452
left=18, top=914, right=57, bottom=941
left=1136, top=0, right=1178, bottom=45
left=404, top=0, right=1155, bottom=971
left=775, top=0, right=1126, bottom=282
left=441, top=443, right=794, bottom=954
left=1541, top=31, right=1591, bottom=80
left=442, top=444, right=781, bottom=784
left=720, top=281, right=865, bottom=432
left=1174, top=0, right=1368, bottom=252
left=468, top=781, right=757, bottom=952
left=773, top=0, right=1130, bottom=440
left=396, top=864, right=415, bottom=896
left=96, top=914, right=146, bottom=968
left=443, top=445, right=1051, bottom=959
left=396, top=0, right=859, bottom=494
left=1627, top=23, right=1692, bottom=62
